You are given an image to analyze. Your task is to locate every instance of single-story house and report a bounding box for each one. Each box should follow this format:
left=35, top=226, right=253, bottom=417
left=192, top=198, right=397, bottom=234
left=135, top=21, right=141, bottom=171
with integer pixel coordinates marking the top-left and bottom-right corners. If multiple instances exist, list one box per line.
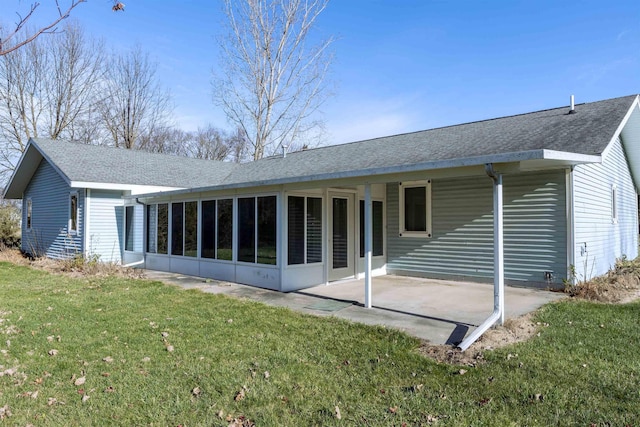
left=4, top=94, right=640, bottom=294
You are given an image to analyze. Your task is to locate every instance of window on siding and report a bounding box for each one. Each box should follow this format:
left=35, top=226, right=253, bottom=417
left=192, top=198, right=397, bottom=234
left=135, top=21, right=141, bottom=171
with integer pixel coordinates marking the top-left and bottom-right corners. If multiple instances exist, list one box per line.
left=287, top=196, right=323, bottom=265
left=238, top=195, right=277, bottom=264
left=69, top=192, right=78, bottom=234
left=26, top=198, right=32, bottom=231
left=157, top=203, right=168, bottom=254
left=399, top=181, right=432, bottom=237
left=125, top=205, right=134, bottom=251
left=612, top=185, right=618, bottom=224
left=359, top=200, right=384, bottom=257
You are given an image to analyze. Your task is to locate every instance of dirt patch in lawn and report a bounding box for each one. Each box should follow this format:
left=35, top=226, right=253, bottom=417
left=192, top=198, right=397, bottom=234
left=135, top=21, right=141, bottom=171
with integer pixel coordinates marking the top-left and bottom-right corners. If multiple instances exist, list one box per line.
left=417, top=312, right=541, bottom=366
left=419, top=257, right=640, bottom=365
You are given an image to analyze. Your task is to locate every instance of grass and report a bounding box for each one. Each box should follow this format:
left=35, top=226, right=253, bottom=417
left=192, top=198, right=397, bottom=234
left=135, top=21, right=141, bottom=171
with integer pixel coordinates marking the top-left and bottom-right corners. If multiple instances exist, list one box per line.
left=1, top=261, right=640, bottom=425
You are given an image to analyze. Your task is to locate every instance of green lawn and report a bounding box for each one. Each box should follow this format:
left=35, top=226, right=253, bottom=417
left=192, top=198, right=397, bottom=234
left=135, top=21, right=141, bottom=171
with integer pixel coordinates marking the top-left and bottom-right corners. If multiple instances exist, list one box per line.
left=1, top=261, right=639, bottom=426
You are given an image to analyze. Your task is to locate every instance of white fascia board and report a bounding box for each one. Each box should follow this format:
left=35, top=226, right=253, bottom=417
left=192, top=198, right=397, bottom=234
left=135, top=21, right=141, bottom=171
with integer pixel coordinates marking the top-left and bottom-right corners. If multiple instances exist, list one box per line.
left=541, top=150, right=602, bottom=163
left=601, top=95, right=640, bottom=161
left=70, top=181, right=182, bottom=194
left=125, top=150, right=559, bottom=200
left=3, top=139, right=73, bottom=198
left=2, top=142, right=39, bottom=199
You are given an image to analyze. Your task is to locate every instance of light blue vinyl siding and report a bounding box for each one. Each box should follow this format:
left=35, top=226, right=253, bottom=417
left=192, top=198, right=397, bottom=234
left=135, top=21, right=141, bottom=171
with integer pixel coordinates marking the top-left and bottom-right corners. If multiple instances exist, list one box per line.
left=573, top=136, right=638, bottom=281
left=387, top=170, right=567, bottom=286
left=22, top=159, right=84, bottom=259
left=87, top=190, right=125, bottom=263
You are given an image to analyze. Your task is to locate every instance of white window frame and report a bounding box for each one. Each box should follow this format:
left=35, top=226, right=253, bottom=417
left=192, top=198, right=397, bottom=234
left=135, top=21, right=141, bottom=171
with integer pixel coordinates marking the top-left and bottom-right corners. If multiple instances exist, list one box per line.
left=124, top=204, right=135, bottom=252
left=237, top=193, right=279, bottom=266
left=611, top=184, right=618, bottom=224
left=286, top=194, right=324, bottom=266
left=26, top=198, right=32, bottom=231
left=399, top=180, right=432, bottom=237
left=69, top=191, right=79, bottom=235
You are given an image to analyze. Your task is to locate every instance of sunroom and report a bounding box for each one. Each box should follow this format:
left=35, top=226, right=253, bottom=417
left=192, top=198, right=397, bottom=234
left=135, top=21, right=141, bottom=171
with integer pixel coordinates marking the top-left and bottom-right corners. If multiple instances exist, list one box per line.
left=123, top=153, right=577, bottom=298
left=125, top=180, right=390, bottom=292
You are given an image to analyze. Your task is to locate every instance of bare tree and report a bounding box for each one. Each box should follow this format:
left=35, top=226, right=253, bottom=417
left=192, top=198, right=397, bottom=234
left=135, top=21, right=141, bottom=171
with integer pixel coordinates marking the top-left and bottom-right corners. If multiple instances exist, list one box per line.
left=0, top=1, right=86, bottom=56
left=139, top=125, right=242, bottom=162
left=185, top=126, right=233, bottom=161
left=138, top=126, right=189, bottom=156
left=0, top=1, right=128, bottom=56
left=227, top=126, right=249, bottom=163
left=45, top=23, right=105, bottom=139
left=98, top=46, right=173, bottom=150
left=0, top=22, right=105, bottom=181
left=213, top=0, right=334, bottom=160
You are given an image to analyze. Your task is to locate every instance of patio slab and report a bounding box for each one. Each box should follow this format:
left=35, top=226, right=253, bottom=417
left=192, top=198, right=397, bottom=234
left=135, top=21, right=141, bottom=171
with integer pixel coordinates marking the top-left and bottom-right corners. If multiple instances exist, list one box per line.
left=143, top=270, right=565, bottom=345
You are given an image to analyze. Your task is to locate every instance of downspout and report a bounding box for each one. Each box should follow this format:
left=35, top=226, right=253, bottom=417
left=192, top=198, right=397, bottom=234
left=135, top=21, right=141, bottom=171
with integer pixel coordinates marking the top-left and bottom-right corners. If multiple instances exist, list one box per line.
left=122, top=259, right=145, bottom=267
left=458, top=163, right=504, bottom=351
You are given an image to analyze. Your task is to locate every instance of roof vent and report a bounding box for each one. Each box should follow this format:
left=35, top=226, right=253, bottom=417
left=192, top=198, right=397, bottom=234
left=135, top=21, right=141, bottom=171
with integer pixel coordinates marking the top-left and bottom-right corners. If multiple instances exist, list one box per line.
left=568, top=95, right=576, bottom=114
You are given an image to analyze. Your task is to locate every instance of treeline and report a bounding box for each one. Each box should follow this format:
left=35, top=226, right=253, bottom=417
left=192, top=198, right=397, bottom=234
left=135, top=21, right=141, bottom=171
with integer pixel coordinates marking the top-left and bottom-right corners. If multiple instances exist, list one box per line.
left=0, top=22, right=248, bottom=186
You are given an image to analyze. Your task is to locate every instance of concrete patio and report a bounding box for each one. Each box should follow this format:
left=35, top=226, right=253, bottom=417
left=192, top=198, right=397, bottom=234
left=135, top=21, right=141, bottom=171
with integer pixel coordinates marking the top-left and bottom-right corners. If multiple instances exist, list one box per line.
left=143, top=271, right=565, bottom=345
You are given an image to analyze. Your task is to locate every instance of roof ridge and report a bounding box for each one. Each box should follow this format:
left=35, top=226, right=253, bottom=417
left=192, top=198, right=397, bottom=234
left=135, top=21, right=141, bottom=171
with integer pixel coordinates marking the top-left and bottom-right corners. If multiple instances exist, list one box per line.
left=31, top=138, right=238, bottom=167
left=279, top=94, right=639, bottom=157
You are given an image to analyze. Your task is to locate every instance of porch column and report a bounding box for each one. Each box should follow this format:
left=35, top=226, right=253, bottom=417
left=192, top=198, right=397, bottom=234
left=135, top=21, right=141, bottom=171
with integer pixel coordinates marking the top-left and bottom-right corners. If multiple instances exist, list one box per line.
left=364, top=184, right=372, bottom=308
left=494, top=174, right=505, bottom=325
left=459, top=166, right=505, bottom=351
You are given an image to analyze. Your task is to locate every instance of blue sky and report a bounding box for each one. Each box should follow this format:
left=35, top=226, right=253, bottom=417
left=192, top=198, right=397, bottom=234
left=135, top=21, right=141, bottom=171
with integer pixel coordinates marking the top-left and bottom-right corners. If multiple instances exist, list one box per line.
left=3, top=0, right=640, bottom=145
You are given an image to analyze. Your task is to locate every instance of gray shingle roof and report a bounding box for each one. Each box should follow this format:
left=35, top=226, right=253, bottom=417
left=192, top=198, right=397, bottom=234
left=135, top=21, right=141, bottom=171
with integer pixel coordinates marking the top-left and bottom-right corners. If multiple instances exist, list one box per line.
left=222, top=94, right=637, bottom=185
left=9, top=94, right=637, bottom=198
left=31, top=139, right=239, bottom=188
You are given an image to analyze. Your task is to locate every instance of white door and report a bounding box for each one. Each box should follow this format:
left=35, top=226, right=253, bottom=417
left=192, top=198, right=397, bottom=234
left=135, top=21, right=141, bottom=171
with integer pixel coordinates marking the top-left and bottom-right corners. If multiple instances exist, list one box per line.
left=329, top=193, right=355, bottom=281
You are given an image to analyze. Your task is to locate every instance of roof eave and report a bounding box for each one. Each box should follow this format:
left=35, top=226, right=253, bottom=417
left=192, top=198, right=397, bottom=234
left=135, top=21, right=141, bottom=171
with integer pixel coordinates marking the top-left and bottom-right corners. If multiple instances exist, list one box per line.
left=129, top=149, right=601, bottom=200
left=3, top=139, right=42, bottom=199
left=70, top=181, right=183, bottom=194
left=601, top=95, right=640, bottom=161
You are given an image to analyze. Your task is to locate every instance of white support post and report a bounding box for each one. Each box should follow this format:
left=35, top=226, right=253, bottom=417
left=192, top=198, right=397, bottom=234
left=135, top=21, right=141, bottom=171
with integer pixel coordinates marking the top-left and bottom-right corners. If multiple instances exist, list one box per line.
left=364, top=184, right=372, bottom=309
left=494, top=174, right=504, bottom=325
left=458, top=167, right=504, bottom=351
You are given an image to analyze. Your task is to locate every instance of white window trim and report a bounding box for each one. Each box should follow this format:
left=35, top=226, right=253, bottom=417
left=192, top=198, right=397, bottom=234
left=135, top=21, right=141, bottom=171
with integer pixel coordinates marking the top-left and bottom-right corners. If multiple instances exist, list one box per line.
left=611, top=184, right=618, bottom=224
left=124, top=204, right=135, bottom=252
left=236, top=193, right=279, bottom=266
left=68, top=191, right=79, bottom=235
left=26, top=198, right=32, bottom=231
left=399, top=180, right=432, bottom=238
left=286, top=194, right=324, bottom=266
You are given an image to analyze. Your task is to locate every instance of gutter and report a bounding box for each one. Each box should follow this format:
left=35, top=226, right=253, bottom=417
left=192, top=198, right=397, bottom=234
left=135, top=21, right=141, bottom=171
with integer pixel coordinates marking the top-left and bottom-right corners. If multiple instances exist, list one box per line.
left=458, top=163, right=505, bottom=351
left=123, top=149, right=601, bottom=201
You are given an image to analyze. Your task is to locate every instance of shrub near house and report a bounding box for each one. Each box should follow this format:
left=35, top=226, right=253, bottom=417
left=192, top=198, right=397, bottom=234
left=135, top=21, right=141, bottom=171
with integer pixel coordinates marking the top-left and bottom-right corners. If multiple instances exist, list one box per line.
left=0, top=202, right=20, bottom=247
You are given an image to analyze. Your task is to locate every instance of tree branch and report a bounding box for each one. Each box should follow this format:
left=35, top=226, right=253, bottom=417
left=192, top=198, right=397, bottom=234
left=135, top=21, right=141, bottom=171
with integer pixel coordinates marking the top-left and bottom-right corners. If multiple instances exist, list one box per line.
left=0, top=1, right=87, bottom=56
